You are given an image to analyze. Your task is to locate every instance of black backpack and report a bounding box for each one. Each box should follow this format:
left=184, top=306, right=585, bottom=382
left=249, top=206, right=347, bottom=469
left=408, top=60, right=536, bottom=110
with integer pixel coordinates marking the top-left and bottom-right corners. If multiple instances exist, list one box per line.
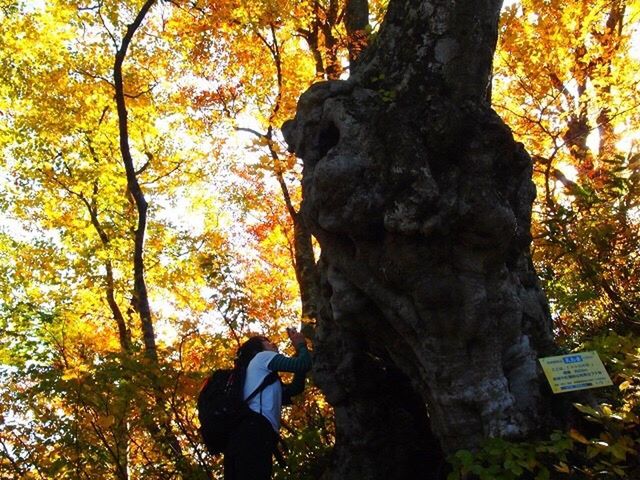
left=197, top=368, right=278, bottom=455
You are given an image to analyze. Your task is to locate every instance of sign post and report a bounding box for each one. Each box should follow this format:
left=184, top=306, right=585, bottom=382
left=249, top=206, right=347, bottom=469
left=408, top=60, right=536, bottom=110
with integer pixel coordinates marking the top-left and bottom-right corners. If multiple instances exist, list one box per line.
left=539, top=351, right=613, bottom=394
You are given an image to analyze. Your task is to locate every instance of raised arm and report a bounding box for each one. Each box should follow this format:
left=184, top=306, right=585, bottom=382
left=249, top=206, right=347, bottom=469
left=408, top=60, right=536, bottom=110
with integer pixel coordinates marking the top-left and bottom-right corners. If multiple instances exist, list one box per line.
left=267, top=328, right=312, bottom=373
left=267, top=328, right=312, bottom=403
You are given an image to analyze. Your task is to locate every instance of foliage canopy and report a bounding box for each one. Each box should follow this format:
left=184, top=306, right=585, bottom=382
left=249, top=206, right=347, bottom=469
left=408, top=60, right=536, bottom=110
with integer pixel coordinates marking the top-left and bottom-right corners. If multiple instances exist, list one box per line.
left=0, top=0, right=638, bottom=478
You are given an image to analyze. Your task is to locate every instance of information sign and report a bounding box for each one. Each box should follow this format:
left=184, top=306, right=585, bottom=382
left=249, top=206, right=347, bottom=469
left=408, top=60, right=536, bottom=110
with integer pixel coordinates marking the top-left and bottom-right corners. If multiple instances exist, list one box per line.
left=539, top=351, right=612, bottom=394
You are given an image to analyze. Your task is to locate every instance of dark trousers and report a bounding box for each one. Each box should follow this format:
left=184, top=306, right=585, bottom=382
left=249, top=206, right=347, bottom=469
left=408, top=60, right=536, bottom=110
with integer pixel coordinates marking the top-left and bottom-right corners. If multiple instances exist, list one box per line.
left=224, top=412, right=277, bottom=480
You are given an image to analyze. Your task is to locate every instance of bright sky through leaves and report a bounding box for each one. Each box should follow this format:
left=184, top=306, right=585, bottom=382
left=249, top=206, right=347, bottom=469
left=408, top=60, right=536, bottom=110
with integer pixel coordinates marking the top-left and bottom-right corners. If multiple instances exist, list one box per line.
left=0, top=0, right=639, bottom=477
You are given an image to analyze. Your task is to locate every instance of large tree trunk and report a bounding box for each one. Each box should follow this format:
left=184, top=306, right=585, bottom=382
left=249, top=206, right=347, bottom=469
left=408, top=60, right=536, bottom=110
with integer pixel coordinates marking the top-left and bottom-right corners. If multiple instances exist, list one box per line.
left=283, top=0, right=559, bottom=477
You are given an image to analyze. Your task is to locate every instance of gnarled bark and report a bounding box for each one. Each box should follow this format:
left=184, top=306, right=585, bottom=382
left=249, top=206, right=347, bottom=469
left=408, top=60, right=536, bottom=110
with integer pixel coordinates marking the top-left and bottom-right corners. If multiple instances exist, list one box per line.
left=284, top=0, right=559, bottom=477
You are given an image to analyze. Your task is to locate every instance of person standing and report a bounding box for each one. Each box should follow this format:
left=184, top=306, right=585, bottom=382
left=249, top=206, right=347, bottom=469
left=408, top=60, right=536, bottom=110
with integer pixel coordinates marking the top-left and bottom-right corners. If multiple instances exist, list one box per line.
left=224, top=328, right=312, bottom=479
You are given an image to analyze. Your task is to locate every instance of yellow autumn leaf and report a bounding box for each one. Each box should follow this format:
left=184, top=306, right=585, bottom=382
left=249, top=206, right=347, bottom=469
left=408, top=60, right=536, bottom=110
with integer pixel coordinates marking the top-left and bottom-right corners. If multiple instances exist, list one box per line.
left=619, top=380, right=631, bottom=391
left=96, top=416, right=115, bottom=429
left=568, top=429, right=590, bottom=445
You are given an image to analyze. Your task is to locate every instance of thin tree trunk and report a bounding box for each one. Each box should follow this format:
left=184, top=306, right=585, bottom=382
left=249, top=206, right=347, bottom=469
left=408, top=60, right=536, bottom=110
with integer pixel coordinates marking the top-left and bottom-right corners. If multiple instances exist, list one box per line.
left=596, top=1, right=625, bottom=162
left=292, top=215, right=320, bottom=332
left=81, top=182, right=133, bottom=352
left=113, top=0, right=158, bottom=363
left=53, top=164, right=132, bottom=478
left=299, top=1, right=342, bottom=81
left=345, top=0, right=369, bottom=65
left=112, top=3, right=205, bottom=478
left=270, top=136, right=320, bottom=332
left=322, top=0, right=341, bottom=80
left=255, top=23, right=322, bottom=331
left=83, top=192, right=131, bottom=479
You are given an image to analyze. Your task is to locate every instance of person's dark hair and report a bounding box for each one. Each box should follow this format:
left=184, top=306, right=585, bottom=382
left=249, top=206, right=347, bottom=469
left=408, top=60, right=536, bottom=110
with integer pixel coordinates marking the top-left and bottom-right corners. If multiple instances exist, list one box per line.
left=235, top=336, right=268, bottom=370
left=231, top=336, right=268, bottom=399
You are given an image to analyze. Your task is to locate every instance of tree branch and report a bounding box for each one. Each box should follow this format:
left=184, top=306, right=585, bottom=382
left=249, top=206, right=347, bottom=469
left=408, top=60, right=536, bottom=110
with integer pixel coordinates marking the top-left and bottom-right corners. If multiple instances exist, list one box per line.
left=113, top=0, right=157, bottom=361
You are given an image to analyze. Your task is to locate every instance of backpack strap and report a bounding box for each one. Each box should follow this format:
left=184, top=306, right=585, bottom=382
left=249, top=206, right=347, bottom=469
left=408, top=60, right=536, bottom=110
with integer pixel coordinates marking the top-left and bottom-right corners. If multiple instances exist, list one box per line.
left=244, top=371, right=279, bottom=403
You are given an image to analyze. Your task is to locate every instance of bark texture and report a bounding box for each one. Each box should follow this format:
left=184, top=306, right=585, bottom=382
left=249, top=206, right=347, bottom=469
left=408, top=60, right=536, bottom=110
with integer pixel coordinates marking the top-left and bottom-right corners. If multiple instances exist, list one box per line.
left=283, top=0, right=558, bottom=477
